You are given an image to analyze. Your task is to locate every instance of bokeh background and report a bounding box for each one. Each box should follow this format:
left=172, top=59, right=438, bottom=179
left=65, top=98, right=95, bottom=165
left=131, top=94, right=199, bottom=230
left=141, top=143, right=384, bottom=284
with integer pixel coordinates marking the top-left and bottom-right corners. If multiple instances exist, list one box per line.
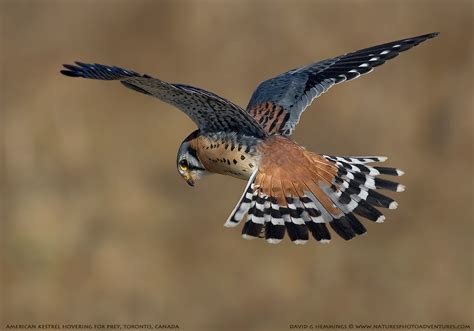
left=1, top=0, right=472, bottom=330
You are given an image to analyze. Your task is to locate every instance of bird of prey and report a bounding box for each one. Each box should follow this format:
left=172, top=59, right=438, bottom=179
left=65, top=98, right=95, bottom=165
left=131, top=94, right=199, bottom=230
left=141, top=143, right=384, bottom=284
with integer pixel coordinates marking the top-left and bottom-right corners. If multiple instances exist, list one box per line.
left=61, top=32, right=438, bottom=245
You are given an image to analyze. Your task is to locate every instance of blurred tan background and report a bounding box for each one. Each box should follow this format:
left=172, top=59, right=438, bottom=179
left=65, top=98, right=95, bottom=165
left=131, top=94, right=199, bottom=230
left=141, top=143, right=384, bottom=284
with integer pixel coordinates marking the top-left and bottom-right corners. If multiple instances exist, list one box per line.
left=1, top=0, right=473, bottom=330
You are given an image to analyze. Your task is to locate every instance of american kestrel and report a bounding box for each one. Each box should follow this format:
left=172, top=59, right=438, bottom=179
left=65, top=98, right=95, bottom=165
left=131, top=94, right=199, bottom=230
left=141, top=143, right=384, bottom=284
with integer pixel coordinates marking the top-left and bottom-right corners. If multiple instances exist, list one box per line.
left=61, top=32, right=438, bottom=244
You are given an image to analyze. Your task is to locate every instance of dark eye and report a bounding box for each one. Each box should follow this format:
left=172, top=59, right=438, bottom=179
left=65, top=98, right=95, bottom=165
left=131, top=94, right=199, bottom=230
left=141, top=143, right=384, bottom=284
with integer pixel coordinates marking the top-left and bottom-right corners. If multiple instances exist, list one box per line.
left=179, top=159, right=189, bottom=171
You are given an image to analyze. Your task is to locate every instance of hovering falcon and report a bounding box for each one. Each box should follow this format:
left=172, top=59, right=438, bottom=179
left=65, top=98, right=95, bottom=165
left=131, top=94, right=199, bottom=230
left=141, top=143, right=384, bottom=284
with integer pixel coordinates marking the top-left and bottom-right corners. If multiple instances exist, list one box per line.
left=61, top=32, right=438, bottom=245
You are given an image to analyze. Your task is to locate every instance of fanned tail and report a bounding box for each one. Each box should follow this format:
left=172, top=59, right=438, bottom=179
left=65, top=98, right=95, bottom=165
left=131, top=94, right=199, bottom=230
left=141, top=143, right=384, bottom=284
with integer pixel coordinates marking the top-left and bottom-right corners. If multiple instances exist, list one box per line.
left=224, top=139, right=405, bottom=245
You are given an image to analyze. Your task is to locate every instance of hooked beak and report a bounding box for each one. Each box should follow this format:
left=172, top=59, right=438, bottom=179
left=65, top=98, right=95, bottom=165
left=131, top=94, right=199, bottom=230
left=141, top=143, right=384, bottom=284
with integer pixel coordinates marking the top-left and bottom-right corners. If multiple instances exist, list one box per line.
left=185, top=175, right=195, bottom=187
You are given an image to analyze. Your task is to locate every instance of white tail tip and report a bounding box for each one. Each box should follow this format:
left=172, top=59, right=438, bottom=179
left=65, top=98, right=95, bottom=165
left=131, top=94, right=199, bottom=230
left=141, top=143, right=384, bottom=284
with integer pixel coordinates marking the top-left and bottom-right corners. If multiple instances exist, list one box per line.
left=224, top=220, right=239, bottom=228
left=376, top=215, right=386, bottom=223
left=396, top=169, right=405, bottom=176
left=293, top=239, right=308, bottom=245
left=397, top=184, right=406, bottom=192
left=266, top=238, right=282, bottom=244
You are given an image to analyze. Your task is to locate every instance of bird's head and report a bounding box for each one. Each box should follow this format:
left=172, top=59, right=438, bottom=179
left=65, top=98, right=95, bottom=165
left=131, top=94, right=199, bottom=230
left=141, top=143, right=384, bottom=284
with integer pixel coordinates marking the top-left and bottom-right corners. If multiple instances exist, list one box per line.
left=177, top=130, right=207, bottom=187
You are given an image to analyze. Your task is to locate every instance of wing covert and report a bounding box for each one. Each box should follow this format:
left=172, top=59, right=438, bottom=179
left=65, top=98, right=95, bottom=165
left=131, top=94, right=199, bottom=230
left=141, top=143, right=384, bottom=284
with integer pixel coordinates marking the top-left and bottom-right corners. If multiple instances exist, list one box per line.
left=246, top=32, right=439, bottom=136
left=61, top=62, right=267, bottom=138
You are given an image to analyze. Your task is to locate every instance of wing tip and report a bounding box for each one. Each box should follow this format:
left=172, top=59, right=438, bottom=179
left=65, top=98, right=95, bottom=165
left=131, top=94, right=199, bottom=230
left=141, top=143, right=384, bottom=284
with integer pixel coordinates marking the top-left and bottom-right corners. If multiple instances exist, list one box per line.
left=59, top=61, right=143, bottom=80
left=426, top=32, right=440, bottom=39
left=60, top=69, right=81, bottom=77
left=60, top=62, right=83, bottom=77
left=412, top=32, right=440, bottom=45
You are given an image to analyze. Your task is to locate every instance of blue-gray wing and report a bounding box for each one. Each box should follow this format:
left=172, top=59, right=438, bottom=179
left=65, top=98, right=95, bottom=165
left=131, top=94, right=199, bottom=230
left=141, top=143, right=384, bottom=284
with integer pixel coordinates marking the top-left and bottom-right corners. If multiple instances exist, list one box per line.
left=61, top=62, right=266, bottom=138
left=246, top=32, right=439, bottom=136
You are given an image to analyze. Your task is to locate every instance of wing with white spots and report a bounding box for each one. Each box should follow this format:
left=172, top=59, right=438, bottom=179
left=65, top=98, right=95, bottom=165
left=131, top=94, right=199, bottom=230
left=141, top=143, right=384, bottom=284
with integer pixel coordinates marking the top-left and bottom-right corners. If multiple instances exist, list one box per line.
left=61, top=62, right=267, bottom=138
left=246, top=32, right=439, bottom=136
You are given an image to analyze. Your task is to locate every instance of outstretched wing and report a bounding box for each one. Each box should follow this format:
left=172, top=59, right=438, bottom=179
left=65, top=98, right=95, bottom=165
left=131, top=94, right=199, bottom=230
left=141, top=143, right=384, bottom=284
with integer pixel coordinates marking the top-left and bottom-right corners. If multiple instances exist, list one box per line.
left=246, top=32, right=439, bottom=136
left=61, top=62, right=267, bottom=138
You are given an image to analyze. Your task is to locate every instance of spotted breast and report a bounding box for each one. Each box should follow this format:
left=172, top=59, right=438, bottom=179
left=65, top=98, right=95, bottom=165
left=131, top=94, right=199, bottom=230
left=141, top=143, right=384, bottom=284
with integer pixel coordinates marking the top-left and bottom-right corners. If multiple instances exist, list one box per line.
left=191, top=133, right=262, bottom=180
